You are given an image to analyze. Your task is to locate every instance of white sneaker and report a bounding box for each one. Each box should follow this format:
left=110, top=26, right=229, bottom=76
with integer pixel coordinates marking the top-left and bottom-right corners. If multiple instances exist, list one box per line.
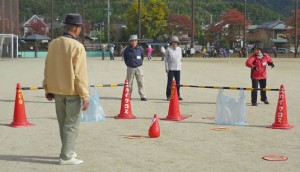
left=71, top=152, right=77, bottom=158
left=59, top=158, right=83, bottom=165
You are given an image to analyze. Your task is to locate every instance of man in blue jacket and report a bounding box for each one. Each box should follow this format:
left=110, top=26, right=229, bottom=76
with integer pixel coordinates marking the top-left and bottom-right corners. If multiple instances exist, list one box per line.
left=123, top=35, right=147, bottom=101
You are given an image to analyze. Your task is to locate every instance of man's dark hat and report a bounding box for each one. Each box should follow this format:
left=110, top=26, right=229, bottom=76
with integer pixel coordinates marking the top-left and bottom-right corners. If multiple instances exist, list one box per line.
left=63, top=13, right=83, bottom=26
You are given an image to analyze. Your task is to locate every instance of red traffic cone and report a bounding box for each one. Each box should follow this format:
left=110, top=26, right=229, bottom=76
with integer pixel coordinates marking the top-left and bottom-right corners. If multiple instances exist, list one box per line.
left=10, top=83, right=34, bottom=127
left=148, top=114, right=160, bottom=138
left=268, top=85, right=293, bottom=129
left=161, top=80, right=188, bottom=121
left=115, top=80, right=136, bottom=119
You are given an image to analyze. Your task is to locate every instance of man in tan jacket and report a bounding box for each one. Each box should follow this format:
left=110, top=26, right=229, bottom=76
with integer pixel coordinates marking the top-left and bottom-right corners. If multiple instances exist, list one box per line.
left=43, top=13, right=89, bottom=165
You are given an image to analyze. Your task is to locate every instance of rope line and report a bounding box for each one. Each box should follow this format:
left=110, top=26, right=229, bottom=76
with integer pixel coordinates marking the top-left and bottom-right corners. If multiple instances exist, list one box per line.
left=91, top=83, right=124, bottom=88
left=20, top=84, right=281, bottom=91
left=21, top=83, right=124, bottom=90
left=180, top=85, right=281, bottom=91
left=21, top=86, right=44, bottom=90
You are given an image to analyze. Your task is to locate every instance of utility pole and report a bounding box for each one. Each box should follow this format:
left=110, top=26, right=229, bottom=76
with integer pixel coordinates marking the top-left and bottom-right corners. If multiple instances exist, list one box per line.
left=105, top=0, right=112, bottom=45
left=138, top=0, right=141, bottom=40
left=81, top=0, right=85, bottom=45
left=51, top=0, right=54, bottom=40
left=295, top=0, right=298, bottom=57
left=191, top=0, right=194, bottom=48
left=99, top=22, right=104, bottom=44
left=243, top=0, right=247, bottom=50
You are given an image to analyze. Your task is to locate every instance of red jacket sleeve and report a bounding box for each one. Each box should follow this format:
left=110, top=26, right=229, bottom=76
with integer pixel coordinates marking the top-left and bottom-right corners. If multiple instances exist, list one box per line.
left=245, top=55, right=256, bottom=68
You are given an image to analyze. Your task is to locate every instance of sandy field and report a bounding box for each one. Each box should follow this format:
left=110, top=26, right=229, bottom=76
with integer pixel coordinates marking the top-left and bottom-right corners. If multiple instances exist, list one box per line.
left=0, top=56, right=299, bottom=172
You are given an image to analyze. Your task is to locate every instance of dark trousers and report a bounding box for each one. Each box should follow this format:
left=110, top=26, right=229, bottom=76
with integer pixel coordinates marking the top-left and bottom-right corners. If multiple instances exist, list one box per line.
left=102, top=50, right=105, bottom=60
left=166, top=70, right=181, bottom=98
left=251, top=79, right=267, bottom=103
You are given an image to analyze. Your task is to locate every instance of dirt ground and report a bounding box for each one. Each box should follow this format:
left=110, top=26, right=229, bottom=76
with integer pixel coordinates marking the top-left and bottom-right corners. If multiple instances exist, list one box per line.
left=0, top=56, right=299, bottom=172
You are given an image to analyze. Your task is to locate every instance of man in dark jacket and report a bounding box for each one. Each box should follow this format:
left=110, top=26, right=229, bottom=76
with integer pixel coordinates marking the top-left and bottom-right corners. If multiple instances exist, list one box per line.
left=123, top=35, right=147, bottom=101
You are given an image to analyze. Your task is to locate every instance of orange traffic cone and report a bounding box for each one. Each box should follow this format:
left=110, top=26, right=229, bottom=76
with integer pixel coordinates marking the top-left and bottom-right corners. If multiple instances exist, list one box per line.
left=115, top=80, right=136, bottom=119
left=161, top=80, right=188, bottom=121
left=10, top=83, right=34, bottom=127
left=268, top=85, right=293, bottom=129
left=148, top=114, right=160, bottom=138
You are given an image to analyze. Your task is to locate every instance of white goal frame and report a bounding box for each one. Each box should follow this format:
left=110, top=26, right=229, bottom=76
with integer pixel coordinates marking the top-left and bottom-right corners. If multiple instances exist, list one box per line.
left=0, top=34, right=18, bottom=59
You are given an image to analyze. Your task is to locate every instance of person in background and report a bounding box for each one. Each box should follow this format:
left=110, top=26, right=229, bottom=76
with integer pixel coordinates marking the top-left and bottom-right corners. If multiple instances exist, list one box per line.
left=147, top=45, right=153, bottom=61
left=239, top=48, right=243, bottom=57
left=213, top=49, right=217, bottom=58
left=164, top=36, right=183, bottom=101
left=273, top=48, right=277, bottom=58
left=223, top=48, right=227, bottom=58
left=229, top=49, right=233, bottom=58
left=160, top=45, right=166, bottom=61
left=190, top=47, right=195, bottom=57
left=242, top=48, right=247, bottom=57
left=245, top=44, right=275, bottom=106
left=43, top=13, right=89, bottom=165
left=123, top=35, right=147, bottom=101
left=202, top=48, right=207, bottom=58
left=186, top=48, right=191, bottom=57
left=109, top=43, right=115, bottom=60
left=120, top=45, right=126, bottom=61
left=101, top=44, right=106, bottom=60
left=182, top=48, right=187, bottom=57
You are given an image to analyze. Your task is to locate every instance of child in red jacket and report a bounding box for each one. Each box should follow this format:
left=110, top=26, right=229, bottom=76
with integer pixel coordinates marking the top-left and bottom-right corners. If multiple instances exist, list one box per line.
left=245, top=44, right=275, bottom=106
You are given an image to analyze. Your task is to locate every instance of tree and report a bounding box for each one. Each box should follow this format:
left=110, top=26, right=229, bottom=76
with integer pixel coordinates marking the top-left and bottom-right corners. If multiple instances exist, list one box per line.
left=204, top=8, right=251, bottom=48
left=125, top=0, right=147, bottom=38
left=222, top=9, right=251, bottom=47
left=143, top=0, right=170, bottom=39
left=125, top=0, right=169, bottom=40
left=168, top=13, right=192, bottom=37
left=29, top=20, right=48, bottom=35
left=204, top=21, right=225, bottom=48
left=286, top=9, right=300, bottom=54
left=83, top=20, right=92, bottom=36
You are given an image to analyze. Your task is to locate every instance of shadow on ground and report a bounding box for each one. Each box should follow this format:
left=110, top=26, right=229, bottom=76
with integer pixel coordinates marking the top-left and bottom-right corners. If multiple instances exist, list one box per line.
left=0, top=154, right=58, bottom=165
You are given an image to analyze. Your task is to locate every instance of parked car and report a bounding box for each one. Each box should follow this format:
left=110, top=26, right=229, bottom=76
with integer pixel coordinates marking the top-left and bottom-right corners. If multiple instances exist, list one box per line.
left=277, top=48, right=289, bottom=53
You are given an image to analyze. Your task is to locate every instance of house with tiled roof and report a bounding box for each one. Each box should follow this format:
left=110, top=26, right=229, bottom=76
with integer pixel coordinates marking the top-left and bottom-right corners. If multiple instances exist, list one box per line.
left=22, top=15, right=49, bottom=37
left=247, top=20, right=293, bottom=51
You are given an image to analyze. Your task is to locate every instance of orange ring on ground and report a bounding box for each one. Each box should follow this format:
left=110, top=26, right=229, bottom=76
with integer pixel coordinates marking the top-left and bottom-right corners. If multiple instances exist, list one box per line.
left=210, top=127, right=229, bottom=131
left=124, top=135, right=146, bottom=139
left=262, top=155, right=288, bottom=161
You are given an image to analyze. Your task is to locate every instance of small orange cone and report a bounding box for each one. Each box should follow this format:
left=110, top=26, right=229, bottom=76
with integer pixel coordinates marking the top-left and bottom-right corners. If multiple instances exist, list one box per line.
left=148, top=114, right=160, bottom=138
left=10, top=83, right=34, bottom=127
left=161, top=80, right=188, bottom=121
left=115, top=80, right=136, bottom=119
left=268, top=85, right=293, bottom=129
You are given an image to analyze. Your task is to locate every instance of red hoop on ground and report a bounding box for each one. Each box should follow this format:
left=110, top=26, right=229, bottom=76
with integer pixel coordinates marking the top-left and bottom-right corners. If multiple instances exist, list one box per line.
left=124, top=135, right=146, bottom=139
left=262, top=155, right=288, bottom=161
left=210, top=127, right=229, bottom=131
